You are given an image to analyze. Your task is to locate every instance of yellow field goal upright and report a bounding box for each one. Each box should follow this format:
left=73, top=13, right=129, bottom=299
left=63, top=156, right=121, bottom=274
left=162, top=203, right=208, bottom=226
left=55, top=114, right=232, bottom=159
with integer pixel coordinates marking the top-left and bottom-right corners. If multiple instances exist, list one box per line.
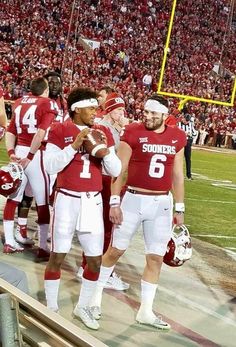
left=157, top=0, right=236, bottom=107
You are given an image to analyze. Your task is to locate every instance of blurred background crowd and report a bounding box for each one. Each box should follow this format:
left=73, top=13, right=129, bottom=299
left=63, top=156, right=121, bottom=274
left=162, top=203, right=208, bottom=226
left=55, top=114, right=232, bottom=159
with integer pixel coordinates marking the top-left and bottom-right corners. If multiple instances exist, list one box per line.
left=0, top=0, right=236, bottom=148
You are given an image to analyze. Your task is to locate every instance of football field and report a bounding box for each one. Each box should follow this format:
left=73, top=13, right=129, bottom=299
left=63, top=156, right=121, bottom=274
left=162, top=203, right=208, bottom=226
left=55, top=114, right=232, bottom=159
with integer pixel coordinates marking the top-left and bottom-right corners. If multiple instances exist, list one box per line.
left=0, top=141, right=236, bottom=252
left=186, top=147, right=236, bottom=252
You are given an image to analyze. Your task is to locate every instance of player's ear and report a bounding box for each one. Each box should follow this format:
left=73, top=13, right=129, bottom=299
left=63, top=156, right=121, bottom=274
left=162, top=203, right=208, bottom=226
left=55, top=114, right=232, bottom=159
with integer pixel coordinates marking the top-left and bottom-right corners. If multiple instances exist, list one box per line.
left=74, top=107, right=82, bottom=115
left=163, top=114, right=168, bottom=121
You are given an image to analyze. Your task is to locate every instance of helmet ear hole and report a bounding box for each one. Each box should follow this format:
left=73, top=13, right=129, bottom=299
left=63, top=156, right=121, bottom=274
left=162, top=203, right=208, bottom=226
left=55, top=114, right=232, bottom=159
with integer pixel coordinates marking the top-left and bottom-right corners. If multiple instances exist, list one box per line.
left=0, top=163, right=23, bottom=197
left=163, top=225, right=192, bottom=267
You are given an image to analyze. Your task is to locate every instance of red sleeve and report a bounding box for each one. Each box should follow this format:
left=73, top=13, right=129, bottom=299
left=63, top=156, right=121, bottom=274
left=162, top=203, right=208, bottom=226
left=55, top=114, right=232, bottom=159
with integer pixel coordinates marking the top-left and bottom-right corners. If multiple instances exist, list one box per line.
left=165, top=115, right=178, bottom=127
left=0, top=88, right=3, bottom=98
left=37, top=99, right=57, bottom=130
left=47, top=123, right=64, bottom=149
left=7, top=115, right=17, bottom=135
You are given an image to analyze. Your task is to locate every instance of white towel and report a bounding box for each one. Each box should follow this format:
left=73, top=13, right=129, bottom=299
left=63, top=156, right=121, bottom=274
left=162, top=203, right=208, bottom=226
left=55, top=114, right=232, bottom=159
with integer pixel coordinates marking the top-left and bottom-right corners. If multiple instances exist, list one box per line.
left=76, top=192, right=103, bottom=234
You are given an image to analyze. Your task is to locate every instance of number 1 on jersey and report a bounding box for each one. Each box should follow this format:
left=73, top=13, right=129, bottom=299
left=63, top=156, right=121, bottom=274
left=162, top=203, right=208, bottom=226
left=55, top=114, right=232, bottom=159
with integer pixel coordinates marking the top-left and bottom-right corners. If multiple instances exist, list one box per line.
left=80, top=154, right=91, bottom=178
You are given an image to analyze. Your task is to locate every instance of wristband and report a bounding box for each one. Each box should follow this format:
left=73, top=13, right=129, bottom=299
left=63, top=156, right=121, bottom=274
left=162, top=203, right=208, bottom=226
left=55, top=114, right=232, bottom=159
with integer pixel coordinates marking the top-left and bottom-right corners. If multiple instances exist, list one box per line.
left=109, top=195, right=120, bottom=206
left=175, top=202, right=185, bottom=213
left=7, top=149, right=15, bottom=157
left=27, top=152, right=35, bottom=161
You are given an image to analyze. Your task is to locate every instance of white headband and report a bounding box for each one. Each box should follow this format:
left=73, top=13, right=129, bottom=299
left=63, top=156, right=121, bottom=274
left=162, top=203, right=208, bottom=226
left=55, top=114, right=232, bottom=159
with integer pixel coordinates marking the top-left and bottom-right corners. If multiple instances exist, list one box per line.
left=144, top=100, right=168, bottom=114
left=71, top=98, right=98, bottom=111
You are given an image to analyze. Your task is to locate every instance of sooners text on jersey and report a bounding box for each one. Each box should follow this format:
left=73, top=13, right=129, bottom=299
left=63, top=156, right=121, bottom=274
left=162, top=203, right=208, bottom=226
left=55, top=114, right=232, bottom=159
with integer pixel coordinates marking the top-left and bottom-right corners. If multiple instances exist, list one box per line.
left=121, top=123, right=187, bottom=191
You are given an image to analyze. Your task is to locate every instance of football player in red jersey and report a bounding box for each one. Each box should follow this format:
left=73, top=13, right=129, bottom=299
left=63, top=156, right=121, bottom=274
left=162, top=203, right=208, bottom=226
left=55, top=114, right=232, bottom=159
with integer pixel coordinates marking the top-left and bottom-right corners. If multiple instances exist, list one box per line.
left=15, top=72, right=69, bottom=252
left=77, top=92, right=130, bottom=291
left=90, top=94, right=187, bottom=330
left=43, top=87, right=121, bottom=330
left=3, top=77, right=57, bottom=254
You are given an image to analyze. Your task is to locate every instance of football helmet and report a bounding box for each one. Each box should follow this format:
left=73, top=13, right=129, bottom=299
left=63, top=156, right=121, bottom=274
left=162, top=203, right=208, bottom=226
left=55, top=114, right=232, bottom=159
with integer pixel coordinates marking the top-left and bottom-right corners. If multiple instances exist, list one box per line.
left=163, top=225, right=192, bottom=267
left=0, top=162, right=23, bottom=197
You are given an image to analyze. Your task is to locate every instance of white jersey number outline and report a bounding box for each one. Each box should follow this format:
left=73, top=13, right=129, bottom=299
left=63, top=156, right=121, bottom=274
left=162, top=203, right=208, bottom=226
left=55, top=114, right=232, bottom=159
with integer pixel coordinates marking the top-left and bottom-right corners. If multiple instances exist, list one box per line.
left=149, top=154, right=167, bottom=178
left=15, top=105, right=37, bottom=134
left=80, top=154, right=91, bottom=178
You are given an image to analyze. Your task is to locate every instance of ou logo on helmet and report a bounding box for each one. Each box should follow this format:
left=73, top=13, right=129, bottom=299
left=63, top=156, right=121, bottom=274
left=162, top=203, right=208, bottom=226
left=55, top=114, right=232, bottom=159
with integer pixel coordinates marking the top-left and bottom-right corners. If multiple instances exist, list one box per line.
left=1, top=182, right=14, bottom=190
left=115, top=97, right=123, bottom=104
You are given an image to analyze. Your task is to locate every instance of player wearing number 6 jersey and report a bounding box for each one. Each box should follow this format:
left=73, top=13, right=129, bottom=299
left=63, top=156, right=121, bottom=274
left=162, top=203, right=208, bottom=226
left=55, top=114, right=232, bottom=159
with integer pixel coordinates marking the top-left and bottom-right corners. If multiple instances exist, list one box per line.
left=90, top=94, right=186, bottom=330
left=3, top=77, right=57, bottom=254
left=43, top=87, right=121, bottom=330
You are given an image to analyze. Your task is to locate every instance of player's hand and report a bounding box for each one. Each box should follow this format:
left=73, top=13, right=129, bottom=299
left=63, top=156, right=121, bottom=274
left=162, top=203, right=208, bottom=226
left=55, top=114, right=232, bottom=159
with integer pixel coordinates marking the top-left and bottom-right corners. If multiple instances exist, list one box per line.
left=9, top=154, right=21, bottom=163
left=20, top=157, right=31, bottom=169
left=109, top=205, right=123, bottom=225
left=173, top=212, right=184, bottom=226
left=71, top=128, right=90, bottom=151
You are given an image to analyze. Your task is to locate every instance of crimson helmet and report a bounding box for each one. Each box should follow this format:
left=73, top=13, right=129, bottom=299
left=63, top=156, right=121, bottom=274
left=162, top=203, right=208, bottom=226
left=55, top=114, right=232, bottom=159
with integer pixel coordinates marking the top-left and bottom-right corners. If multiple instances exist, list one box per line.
left=163, top=225, right=192, bottom=267
left=0, top=163, right=23, bottom=197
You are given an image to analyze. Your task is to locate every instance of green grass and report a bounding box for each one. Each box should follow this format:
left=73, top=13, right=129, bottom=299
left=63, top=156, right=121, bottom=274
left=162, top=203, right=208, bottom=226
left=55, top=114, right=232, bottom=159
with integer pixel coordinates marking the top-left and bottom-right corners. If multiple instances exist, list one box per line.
left=0, top=141, right=8, bottom=165
left=185, top=148, right=236, bottom=249
left=0, top=141, right=235, bottom=250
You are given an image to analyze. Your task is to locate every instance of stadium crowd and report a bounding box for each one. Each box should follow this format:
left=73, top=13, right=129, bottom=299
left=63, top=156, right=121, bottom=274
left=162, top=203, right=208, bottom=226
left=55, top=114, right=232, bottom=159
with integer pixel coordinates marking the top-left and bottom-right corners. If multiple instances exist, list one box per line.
left=0, top=0, right=236, bottom=148
left=0, top=0, right=235, bottom=334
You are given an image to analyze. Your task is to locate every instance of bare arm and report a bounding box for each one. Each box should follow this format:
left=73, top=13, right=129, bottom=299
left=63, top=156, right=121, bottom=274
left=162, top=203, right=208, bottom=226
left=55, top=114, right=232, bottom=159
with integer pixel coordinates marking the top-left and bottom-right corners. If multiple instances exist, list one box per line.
left=5, top=131, right=21, bottom=163
left=28, top=128, right=46, bottom=154
left=172, top=147, right=185, bottom=226
left=5, top=131, right=16, bottom=153
left=0, top=96, right=7, bottom=129
left=109, top=141, right=132, bottom=225
left=20, top=128, right=46, bottom=168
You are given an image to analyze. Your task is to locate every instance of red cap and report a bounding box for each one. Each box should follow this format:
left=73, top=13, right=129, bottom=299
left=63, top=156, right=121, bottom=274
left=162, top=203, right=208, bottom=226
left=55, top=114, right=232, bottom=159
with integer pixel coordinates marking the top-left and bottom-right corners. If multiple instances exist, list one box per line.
left=105, top=93, right=125, bottom=113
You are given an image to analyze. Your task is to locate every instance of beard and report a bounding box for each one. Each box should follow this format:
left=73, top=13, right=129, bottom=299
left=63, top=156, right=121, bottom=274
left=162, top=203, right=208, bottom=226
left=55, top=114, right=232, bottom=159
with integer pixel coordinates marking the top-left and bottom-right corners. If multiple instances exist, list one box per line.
left=144, top=116, right=164, bottom=130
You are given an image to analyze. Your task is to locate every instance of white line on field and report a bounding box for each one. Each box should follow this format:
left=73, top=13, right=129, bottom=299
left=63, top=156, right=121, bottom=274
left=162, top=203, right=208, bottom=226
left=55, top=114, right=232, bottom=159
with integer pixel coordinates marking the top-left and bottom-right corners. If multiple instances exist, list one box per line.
left=186, top=197, right=236, bottom=204
left=193, top=146, right=235, bottom=154
left=212, top=183, right=236, bottom=190
left=193, top=234, right=236, bottom=239
left=225, top=249, right=236, bottom=261
left=192, top=173, right=233, bottom=183
left=159, top=285, right=236, bottom=328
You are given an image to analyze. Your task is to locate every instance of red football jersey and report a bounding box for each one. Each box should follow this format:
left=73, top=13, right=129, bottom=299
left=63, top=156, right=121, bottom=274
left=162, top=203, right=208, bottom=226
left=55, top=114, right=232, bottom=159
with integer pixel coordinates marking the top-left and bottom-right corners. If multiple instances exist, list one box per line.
left=165, top=115, right=179, bottom=127
left=0, top=88, right=3, bottom=98
left=47, top=121, right=114, bottom=192
left=121, top=123, right=186, bottom=191
left=7, top=94, right=57, bottom=146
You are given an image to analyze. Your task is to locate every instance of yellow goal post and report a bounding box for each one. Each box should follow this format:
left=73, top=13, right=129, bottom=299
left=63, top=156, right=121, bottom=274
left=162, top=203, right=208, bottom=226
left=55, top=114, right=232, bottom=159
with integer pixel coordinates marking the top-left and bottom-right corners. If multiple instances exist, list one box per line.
left=157, top=0, right=236, bottom=107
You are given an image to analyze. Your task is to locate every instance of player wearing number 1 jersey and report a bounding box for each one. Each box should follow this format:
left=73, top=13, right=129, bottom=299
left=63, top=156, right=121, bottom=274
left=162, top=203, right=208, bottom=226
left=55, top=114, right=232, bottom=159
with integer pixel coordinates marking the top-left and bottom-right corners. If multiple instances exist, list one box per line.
left=3, top=77, right=57, bottom=254
left=90, top=94, right=186, bottom=330
left=43, top=87, right=121, bottom=330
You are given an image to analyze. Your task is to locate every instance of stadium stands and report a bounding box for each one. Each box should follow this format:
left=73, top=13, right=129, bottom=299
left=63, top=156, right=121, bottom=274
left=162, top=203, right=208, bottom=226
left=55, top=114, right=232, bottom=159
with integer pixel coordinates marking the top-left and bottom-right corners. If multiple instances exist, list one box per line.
left=0, top=0, right=235, bottom=145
